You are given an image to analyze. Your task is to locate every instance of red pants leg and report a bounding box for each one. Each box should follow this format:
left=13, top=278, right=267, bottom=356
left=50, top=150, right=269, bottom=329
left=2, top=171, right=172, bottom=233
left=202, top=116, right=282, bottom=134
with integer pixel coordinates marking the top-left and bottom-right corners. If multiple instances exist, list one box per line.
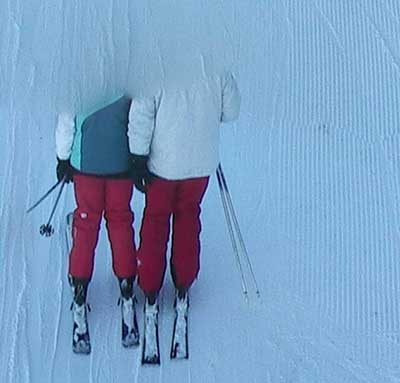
left=69, top=174, right=105, bottom=279
left=138, top=177, right=209, bottom=295
left=137, top=178, right=175, bottom=294
left=104, top=178, right=137, bottom=278
left=171, top=177, right=209, bottom=289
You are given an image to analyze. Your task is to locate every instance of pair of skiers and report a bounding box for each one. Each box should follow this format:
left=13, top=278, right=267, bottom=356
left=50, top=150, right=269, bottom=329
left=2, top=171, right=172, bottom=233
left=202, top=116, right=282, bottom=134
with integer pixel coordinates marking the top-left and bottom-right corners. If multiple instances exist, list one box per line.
left=55, top=72, right=241, bottom=359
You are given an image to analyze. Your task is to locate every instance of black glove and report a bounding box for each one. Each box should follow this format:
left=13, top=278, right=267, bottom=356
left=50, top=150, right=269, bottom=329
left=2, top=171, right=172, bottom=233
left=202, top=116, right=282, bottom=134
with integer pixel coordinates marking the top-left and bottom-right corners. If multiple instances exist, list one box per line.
left=56, top=158, right=74, bottom=183
left=130, top=154, right=153, bottom=193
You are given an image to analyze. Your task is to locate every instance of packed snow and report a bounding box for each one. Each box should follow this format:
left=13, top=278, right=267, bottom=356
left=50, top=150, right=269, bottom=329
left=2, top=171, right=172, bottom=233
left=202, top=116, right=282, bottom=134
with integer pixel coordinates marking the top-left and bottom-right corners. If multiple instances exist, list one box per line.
left=1, top=1, right=400, bottom=382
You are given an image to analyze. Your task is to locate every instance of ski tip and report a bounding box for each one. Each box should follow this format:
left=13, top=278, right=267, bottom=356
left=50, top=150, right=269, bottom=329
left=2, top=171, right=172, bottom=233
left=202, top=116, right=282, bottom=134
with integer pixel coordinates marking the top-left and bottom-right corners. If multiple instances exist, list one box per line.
left=122, top=339, right=140, bottom=348
left=73, top=348, right=91, bottom=355
left=170, top=352, right=189, bottom=360
left=121, top=322, right=140, bottom=348
left=141, top=356, right=161, bottom=365
left=141, top=342, right=160, bottom=365
left=170, top=338, right=189, bottom=360
left=66, top=212, right=74, bottom=224
left=72, top=343, right=91, bottom=355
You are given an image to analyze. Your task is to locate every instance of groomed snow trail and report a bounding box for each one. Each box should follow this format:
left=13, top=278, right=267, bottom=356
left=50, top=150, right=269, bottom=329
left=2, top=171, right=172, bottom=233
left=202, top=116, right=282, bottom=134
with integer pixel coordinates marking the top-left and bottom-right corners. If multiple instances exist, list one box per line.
left=1, top=1, right=400, bottom=382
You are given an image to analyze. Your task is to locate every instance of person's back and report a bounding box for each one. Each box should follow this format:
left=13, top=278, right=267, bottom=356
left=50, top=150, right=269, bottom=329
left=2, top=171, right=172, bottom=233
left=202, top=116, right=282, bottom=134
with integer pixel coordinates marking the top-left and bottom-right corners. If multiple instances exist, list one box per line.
left=129, top=71, right=240, bottom=180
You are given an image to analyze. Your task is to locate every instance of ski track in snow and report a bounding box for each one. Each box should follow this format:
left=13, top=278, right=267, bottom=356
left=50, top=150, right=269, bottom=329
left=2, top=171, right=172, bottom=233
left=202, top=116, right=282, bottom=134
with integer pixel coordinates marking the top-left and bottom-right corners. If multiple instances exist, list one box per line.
left=48, top=212, right=70, bottom=383
left=2, top=1, right=400, bottom=382
left=1, top=2, right=31, bottom=378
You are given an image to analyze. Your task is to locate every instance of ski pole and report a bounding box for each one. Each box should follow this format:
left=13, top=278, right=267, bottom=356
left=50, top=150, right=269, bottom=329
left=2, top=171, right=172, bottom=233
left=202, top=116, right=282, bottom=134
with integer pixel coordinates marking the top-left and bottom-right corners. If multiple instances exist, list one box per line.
left=40, top=177, right=66, bottom=237
left=26, top=178, right=64, bottom=213
left=216, top=167, right=248, bottom=298
left=217, top=164, right=261, bottom=298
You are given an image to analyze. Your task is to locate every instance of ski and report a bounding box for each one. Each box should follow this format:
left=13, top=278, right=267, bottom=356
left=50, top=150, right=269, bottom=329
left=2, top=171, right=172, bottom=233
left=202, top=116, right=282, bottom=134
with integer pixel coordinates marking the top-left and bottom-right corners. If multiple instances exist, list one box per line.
left=141, top=301, right=160, bottom=365
left=170, top=293, right=189, bottom=360
left=120, top=296, right=140, bottom=347
left=71, top=302, right=91, bottom=354
left=65, top=212, right=73, bottom=253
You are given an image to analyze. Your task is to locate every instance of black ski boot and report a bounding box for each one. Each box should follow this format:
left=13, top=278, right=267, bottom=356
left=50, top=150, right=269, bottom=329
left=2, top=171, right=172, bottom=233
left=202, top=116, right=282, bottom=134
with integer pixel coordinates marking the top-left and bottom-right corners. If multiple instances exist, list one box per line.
left=69, top=275, right=91, bottom=354
left=118, top=277, right=140, bottom=347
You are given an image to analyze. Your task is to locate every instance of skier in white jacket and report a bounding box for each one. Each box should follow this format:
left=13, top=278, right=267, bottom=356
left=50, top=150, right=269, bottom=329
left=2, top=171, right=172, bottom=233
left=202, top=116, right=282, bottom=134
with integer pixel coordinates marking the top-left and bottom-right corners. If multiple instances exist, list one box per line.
left=128, top=71, right=240, bottom=320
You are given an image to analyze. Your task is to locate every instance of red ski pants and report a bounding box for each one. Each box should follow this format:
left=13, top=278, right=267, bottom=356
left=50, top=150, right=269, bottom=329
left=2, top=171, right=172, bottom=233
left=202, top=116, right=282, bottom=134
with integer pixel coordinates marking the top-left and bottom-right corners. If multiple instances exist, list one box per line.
left=138, top=176, right=209, bottom=294
left=69, top=174, right=137, bottom=280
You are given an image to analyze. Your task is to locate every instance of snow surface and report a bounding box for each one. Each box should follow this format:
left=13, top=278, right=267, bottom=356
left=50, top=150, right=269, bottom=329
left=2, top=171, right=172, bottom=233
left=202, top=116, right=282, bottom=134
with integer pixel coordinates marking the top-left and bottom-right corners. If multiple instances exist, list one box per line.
left=1, top=1, right=400, bottom=382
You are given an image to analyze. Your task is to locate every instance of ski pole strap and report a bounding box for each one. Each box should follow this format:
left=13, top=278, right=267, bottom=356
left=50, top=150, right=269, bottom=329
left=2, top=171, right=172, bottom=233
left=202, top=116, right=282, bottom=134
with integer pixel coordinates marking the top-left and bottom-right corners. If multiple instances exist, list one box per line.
left=26, top=178, right=64, bottom=213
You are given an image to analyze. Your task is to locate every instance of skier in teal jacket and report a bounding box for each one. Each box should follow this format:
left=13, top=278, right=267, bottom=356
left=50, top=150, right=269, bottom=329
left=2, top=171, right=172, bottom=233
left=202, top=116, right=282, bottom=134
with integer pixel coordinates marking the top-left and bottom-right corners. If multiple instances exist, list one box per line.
left=55, top=95, right=140, bottom=353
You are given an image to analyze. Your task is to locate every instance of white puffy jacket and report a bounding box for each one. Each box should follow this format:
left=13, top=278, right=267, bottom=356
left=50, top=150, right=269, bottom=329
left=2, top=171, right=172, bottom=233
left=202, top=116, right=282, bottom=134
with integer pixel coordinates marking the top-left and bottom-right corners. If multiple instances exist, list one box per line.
left=128, top=72, right=240, bottom=180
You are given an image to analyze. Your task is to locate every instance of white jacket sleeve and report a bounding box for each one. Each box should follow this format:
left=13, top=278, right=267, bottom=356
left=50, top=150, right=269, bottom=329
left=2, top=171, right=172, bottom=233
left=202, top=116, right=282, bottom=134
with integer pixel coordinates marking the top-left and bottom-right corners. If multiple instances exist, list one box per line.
left=128, top=96, right=156, bottom=155
left=55, top=112, right=75, bottom=160
left=221, top=73, right=241, bottom=123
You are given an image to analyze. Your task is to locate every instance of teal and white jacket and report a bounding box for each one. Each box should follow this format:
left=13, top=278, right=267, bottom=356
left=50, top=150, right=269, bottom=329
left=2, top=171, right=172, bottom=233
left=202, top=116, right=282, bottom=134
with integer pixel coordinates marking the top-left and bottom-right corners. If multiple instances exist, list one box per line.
left=55, top=95, right=132, bottom=176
